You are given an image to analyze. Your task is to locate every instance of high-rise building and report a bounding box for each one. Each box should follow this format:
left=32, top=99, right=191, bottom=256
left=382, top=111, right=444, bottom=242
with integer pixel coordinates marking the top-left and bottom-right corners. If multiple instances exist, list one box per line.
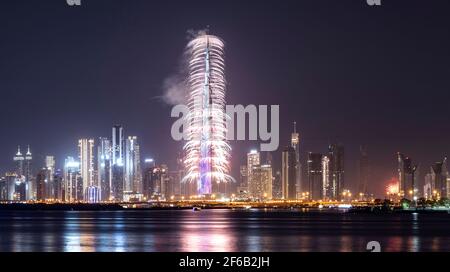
left=24, top=146, right=33, bottom=200
left=36, top=168, right=49, bottom=201
left=97, top=137, right=111, bottom=201
left=308, top=153, right=323, bottom=201
left=12, top=146, right=26, bottom=201
left=45, top=156, right=56, bottom=199
left=291, top=122, right=301, bottom=197
left=53, top=169, right=63, bottom=201
left=64, top=157, right=82, bottom=202
left=125, top=136, right=142, bottom=193
left=249, top=164, right=273, bottom=200
left=13, top=146, right=24, bottom=177
left=111, top=125, right=124, bottom=201
left=272, top=170, right=282, bottom=199
left=424, top=158, right=448, bottom=199
left=142, top=158, right=155, bottom=200
left=282, top=146, right=297, bottom=200
left=322, top=155, right=330, bottom=200
left=358, top=146, right=369, bottom=199
left=328, top=144, right=345, bottom=200
left=237, top=165, right=248, bottom=197
left=397, top=153, right=418, bottom=199
left=1, top=173, right=16, bottom=201
left=78, top=139, right=95, bottom=200
left=247, top=150, right=260, bottom=180
left=142, top=162, right=169, bottom=200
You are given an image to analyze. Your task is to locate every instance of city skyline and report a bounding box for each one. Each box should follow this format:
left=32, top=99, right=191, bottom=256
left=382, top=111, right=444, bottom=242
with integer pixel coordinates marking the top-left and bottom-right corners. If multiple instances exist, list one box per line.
left=1, top=0, right=450, bottom=198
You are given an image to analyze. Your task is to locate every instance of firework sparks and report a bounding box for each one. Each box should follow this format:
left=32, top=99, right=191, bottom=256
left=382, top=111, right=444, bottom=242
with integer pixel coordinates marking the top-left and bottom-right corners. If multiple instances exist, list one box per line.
left=182, top=34, right=233, bottom=195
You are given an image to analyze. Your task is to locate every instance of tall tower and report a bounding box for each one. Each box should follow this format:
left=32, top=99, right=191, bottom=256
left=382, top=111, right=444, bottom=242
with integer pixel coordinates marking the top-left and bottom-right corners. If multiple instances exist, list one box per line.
left=183, top=34, right=231, bottom=195
left=13, top=146, right=24, bottom=177
left=328, top=143, right=345, bottom=200
left=78, top=139, right=95, bottom=196
left=97, top=137, right=111, bottom=201
left=307, top=152, right=323, bottom=201
left=24, top=146, right=33, bottom=200
left=291, top=122, right=301, bottom=197
left=112, top=125, right=124, bottom=166
left=125, top=136, right=142, bottom=193
left=111, top=125, right=124, bottom=201
left=282, top=146, right=297, bottom=200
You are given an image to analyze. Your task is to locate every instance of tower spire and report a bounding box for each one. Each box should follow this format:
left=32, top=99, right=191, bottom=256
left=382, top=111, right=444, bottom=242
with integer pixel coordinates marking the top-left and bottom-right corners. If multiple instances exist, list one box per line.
left=26, top=145, right=31, bottom=155
left=16, top=145, right=22, bottom=156
left=293, top=121, right=297, bottom=133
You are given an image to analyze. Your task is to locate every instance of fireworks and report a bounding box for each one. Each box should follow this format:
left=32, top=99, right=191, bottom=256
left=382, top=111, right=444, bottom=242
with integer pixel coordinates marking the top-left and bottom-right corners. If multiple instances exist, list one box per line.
left=182, top=34, right=232, bottom=195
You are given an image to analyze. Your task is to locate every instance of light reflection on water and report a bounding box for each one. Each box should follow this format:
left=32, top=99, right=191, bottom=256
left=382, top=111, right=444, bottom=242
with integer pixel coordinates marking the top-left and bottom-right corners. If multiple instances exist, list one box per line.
left=0, top=209, right=449, bottom=252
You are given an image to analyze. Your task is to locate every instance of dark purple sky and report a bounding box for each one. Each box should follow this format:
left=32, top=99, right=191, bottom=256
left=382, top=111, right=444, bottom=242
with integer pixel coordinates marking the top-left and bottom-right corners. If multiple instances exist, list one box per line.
left=1, top=0, right=449, bottom=197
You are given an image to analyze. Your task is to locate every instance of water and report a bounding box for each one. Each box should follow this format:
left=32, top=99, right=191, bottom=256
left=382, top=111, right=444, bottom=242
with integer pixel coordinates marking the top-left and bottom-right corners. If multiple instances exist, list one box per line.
left=0, top=209, right=449, bottom=252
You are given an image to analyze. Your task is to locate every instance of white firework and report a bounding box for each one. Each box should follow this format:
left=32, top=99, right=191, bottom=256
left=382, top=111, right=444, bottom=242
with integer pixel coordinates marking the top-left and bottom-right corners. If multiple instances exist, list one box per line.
left=182, top=34, right=232, bottom=195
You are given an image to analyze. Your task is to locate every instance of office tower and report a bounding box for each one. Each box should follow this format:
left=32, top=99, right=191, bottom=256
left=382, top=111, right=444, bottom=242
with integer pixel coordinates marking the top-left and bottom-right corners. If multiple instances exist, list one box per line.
left=45, top=156, right=55, bottom=199
left=272, top=170, right=282, bottom=199
left=36, top=168, right=49, bottom=201
left=2, top=173, right=16, bottom=201
left=111, top=125, right=124, bottom=201
left=249, top=164, right=273, bottom=200
left=322, top=155, right=330, bottom=200
left=64, top=157, right=82, bottom=202
left=237, top=165, right=248, bottom=197
left=24, top=146, right=33, bottom=200
left=358, top=146, right=369, bottom=199
left=291, top=121, right=301, bottom=198
left=53, top=169, right=63, bottom=201
left=97, top=137, right=111, bottom=201
left=125, top=136, right=142, bottom=193
left=328, top=144, right=345, bottom=200
left=397, top=153, right=418, bottom=199
left=78, top=139, right=95, bottom=200
left=424, top=158, right=448, bottom=199
left=247, top=150, right=260, bottom=180
left=12, top=146, right=26, bottom=201
left=13, top=146, right=24, bottom=177
left=142, top=159, right=156, bottom=200
left=282, top=146, right=297, bottom=200
left=183, top=34, right=231, bottom=196
left=112, top=125, right=124, bottom=165
left=308, top=153, right=323, bottom=201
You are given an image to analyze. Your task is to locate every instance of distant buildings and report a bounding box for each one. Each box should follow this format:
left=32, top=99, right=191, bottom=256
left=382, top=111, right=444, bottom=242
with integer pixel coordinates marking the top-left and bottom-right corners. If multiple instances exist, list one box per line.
left=424, top=158, right=449, bottom=200
left=397, top=153, right=418, bottom=200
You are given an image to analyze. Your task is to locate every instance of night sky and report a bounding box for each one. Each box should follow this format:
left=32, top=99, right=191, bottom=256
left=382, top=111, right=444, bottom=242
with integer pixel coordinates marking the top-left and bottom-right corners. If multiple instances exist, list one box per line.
left=1, top=0, right=449, bottom=197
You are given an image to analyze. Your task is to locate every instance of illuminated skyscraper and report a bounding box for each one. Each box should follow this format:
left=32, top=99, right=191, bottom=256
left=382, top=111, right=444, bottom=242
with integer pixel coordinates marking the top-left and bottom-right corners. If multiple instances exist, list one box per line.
left=97, top=137, right=111, bottom=201
left=78, top=139, right=95, bottom=198
left=125, top=136, right=142, bottom=193
left=45, top=156, right=55, bottom=199
left=247, top=150, right=260, bottom=179
left=13, top=146, right=26, bottom=201
left=111, top=125, right=124, bottom=201
left=424, top=158, right=448, bottom=199
left=322, top=155, right=330, bottom=200
left=282, top=146, right=297, bottom=199
left=249, top=164, right=273, bottom=200
left=183, top=34, right=232, bottom=195
left=64, top=157, right=82, bottom=202
left=36, top=168, right=49, bottom=201
left=291, top=122, right=301, bottom=197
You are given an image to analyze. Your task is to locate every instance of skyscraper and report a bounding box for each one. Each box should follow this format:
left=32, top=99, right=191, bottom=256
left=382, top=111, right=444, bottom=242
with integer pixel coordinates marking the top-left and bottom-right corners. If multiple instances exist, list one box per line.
left=36, top=168, right=49, bottom=201
left=24, top=146, right=33, bottom=200
left=328, top=144, right=345, bottom=200
left=13, top=146, right=26, bottom=201
left=282, top=146, right=297, bottom=200
left=249, top=164, right=273, bottom=200
left=291, top=122, right=301, bottom=198
left=142, top=158, right=156, bottom=200
left=424, top=158, right=448, bottom=199
left=78, top=139, right=95, bottom=200
left=247, top=150, right=260, bottom=181
left=111, top=125, right=124, bottom=201
left=45, top=156, right=55, bottom=199
left=64, top=157, right=82, bottom=202
left=97, top=137, right=111, bottom=201
left=183, top=34, right=231, bottom=196
left=397, top=153, right=418, bottom=200
left=322, top=155, right=330, bottom=200
left=125, top=136, right=142, bottom=194
left=308, top=152, right=323, bottom=201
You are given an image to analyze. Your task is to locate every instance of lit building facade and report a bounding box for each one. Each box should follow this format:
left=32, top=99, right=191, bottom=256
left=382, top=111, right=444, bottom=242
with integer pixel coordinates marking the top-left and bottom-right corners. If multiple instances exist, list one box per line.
left=282, top=146, right=297, bottom=200
left=249, top=164, right=273, bottom=200
left=308, top=152, right=323, bottom=201
left=125, top=136, right=142, bottom=194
